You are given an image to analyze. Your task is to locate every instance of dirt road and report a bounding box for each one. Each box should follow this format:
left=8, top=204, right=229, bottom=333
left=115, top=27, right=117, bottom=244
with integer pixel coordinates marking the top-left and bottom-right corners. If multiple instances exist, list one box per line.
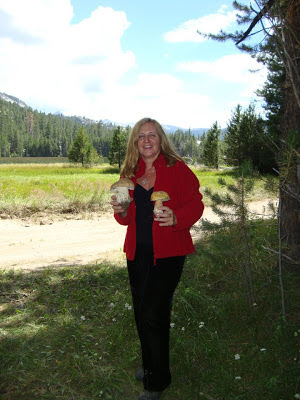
left=0, top=199, right=275, bottom=271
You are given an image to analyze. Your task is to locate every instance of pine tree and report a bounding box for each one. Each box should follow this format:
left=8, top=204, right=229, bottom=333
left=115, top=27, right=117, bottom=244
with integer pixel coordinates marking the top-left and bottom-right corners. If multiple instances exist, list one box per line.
left=68, top=127, right=98, bottom=166
left=224, top=104, right=271, bottom=172
left=108, top=126, right=128, bottom=170
left=200, top=163, right=257, bottom=305
left=202, top=121, right=221, bottom=169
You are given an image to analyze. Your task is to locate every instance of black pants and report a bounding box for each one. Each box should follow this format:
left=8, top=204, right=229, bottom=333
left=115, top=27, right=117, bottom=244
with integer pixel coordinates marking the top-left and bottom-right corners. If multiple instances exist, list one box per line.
left=127, top=244, right=185, bottom=391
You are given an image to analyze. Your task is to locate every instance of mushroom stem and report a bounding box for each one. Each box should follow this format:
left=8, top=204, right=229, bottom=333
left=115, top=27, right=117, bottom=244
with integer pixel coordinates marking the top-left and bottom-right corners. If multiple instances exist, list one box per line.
left=154, top=199, right=163, bottom=216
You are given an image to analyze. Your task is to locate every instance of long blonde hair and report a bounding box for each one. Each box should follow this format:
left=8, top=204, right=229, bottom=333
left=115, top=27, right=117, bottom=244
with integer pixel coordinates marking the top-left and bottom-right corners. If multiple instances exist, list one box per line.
left=120, top=117, right=184, bottom=178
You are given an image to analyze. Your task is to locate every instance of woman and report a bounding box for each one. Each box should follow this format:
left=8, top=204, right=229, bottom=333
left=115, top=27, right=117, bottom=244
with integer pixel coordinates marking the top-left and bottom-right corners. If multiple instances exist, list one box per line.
left=111, top=117, right=204, bottom=400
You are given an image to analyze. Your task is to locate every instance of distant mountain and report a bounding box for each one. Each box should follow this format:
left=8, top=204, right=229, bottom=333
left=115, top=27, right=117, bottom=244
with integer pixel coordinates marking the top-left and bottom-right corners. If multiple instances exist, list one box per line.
left=162, top=125, right=207, bottom=136
left=0, top=92, right=28, bottom=108
left=106, top=120, right=207, bottom=136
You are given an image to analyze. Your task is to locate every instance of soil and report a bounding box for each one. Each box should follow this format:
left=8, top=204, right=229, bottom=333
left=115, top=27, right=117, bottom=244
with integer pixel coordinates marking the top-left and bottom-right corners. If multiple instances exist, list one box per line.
left=0, top=199, right=276, bottom=271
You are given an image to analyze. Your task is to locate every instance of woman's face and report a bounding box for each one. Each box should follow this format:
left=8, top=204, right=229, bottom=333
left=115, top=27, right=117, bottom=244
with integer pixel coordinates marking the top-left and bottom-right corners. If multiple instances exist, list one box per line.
left=137, top=122, right=161, bottom=162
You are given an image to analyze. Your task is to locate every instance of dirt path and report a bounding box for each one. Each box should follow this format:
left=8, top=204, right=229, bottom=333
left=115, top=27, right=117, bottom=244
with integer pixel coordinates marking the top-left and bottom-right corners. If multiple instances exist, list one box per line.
left=0, top=199, right=275, bottom=271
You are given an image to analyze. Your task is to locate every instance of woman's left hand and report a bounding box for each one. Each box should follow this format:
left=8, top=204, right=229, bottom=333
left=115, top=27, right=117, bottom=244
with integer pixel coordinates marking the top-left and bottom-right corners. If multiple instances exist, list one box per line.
left=154, top=206, right=177, bottom=227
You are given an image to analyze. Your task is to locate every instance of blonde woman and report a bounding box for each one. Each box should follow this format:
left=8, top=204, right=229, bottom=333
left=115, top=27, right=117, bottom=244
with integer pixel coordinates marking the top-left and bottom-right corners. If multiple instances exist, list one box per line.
left=111, top=117, right=204, bottom=400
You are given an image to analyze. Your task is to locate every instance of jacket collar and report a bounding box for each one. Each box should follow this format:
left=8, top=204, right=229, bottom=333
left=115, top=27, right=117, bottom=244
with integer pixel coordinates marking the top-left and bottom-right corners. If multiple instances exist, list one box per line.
left=136, top=152, right=166, bottom=177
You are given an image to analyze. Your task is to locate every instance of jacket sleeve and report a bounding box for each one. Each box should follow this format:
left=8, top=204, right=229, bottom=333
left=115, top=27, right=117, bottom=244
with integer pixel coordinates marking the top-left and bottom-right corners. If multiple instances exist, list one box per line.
left=171, top=163, right=204, bottom=232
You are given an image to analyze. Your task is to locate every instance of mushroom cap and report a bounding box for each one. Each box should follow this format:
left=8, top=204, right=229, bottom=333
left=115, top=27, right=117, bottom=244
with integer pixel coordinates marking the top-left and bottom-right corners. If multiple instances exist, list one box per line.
left=110, top=178, right=134, bottom=191
left=151, top=191, right=170, bottom=202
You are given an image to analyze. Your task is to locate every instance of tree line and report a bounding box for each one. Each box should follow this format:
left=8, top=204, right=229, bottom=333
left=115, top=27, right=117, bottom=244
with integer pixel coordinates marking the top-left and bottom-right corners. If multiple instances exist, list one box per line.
left=0, top=93, right=281, bottom=175
left=0, top=100, right=116, bottom=158
left=0, top=98, right=206, bottom=163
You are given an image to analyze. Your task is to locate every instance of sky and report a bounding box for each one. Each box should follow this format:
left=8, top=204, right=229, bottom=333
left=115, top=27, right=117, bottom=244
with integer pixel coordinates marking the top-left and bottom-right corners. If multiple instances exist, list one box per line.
left=0, top=0, right=267, bottom=129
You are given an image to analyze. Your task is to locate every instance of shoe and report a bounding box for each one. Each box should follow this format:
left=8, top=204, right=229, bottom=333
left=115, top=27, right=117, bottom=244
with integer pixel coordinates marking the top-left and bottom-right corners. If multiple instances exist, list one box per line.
left=137, top=390, right=163, bottom=400
left=136, top=365, right=144, bottom=382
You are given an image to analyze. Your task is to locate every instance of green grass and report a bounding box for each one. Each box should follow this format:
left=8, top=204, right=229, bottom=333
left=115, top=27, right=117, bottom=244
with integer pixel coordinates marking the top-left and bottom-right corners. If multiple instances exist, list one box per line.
left=0, top=163, right=275, bottom=217
left=0, top=164, right=121, bottom=216
left=192, top=167, right=273, bottom=202
left=0, top=219, right=298, bottom=400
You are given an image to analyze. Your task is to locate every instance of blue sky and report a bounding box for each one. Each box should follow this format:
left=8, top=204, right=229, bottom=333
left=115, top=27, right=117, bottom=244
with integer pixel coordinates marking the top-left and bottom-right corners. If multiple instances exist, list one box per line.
left=0, top=0, right=267, bottom=128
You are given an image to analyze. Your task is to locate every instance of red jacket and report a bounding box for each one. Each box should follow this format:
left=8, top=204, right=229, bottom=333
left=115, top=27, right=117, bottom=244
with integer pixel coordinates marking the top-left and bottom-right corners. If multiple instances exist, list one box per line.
left=114, top=153, right=204, bottom=261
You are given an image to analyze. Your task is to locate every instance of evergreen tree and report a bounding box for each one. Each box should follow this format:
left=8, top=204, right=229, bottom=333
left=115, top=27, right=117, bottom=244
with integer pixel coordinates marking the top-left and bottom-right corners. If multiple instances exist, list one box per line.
left=202, top=121, right=221, bottom=168
left=68, top=127, right=98, bottom=166
left=169, top=129, right=202, bottom=162
left=108, top=126, right=128, bottom=170
left=200, top=163, right=257, bottom=306
left=224, top=104, right=270, bottom=172
left=198, top=0, right=300, bottom=264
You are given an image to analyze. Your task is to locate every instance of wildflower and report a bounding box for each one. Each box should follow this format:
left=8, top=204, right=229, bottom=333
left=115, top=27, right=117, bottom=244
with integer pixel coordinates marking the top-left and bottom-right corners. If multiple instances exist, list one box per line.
left=170, top=323, right=175, bottom=328
left=295, top=395, right=300, bottom=399
left=260, top=348, right=266, bottom=352
left=199, top=322, right=205, bottom=328
left=235, top=376, right=242, bottom=380
left=80, top=315, right=86, bottom=321
left=125, top=303, right=132, bottom=311
left=235, top=354, right=240, bottom=360
left=109, top=303, right=115, bottom=308
left=112, top=318, right=116, bottom=322
left=181, top=327, right=185, bottom=331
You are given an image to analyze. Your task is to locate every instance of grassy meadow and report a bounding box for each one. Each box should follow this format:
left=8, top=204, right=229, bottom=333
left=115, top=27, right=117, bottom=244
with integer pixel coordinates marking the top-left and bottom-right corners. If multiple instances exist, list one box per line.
left=0, top=161, right=298, bottom=399
left=0, top=162, right=271, bottom=218
left=0, top=163, right=119, bottom=217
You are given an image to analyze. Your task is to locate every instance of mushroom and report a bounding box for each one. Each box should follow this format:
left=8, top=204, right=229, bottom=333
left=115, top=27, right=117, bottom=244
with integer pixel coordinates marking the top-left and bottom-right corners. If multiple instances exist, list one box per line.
left=110, top=178, right=134, bottom=208
left=151, top=191, right=170, bottom=216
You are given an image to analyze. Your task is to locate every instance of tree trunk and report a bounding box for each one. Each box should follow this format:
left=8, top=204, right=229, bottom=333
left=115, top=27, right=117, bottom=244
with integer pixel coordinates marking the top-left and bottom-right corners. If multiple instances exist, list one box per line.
left=279, top=0, right=300, bottom=265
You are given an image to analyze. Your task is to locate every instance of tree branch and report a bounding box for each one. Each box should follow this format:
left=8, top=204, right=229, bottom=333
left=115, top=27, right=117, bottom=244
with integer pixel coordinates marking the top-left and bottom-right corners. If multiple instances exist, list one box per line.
left=261, top=245, right=300, bottom=265
left=236, top=0, right=276, bottom=45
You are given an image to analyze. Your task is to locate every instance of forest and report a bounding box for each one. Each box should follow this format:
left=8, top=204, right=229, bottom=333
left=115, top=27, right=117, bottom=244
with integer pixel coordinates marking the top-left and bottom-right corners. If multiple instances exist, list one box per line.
left=0, top=97, right=203, bottom=160
left=0, top=99, right=116, bottom=158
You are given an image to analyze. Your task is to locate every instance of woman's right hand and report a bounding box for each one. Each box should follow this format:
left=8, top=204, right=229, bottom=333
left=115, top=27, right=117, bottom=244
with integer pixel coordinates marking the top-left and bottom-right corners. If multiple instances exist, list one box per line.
left=111, top=195, right=132, bottom=217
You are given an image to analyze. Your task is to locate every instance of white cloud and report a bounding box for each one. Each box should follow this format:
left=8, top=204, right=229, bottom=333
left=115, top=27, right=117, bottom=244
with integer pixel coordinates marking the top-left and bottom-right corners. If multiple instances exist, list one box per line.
left=164, top=6, right=236, bottom=43
left=177, top=53, right=268, bottom=96
left=178, top=54, right=263, bottom=82
left=0, top=0, right=73, bottom=43
left=0, top=0, right=135, bottom=112
left=0, top=1, right=266, bottom=129
left=58, top=72, right=213, bottom=128
left=0, top=0, right=217, bottom=129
